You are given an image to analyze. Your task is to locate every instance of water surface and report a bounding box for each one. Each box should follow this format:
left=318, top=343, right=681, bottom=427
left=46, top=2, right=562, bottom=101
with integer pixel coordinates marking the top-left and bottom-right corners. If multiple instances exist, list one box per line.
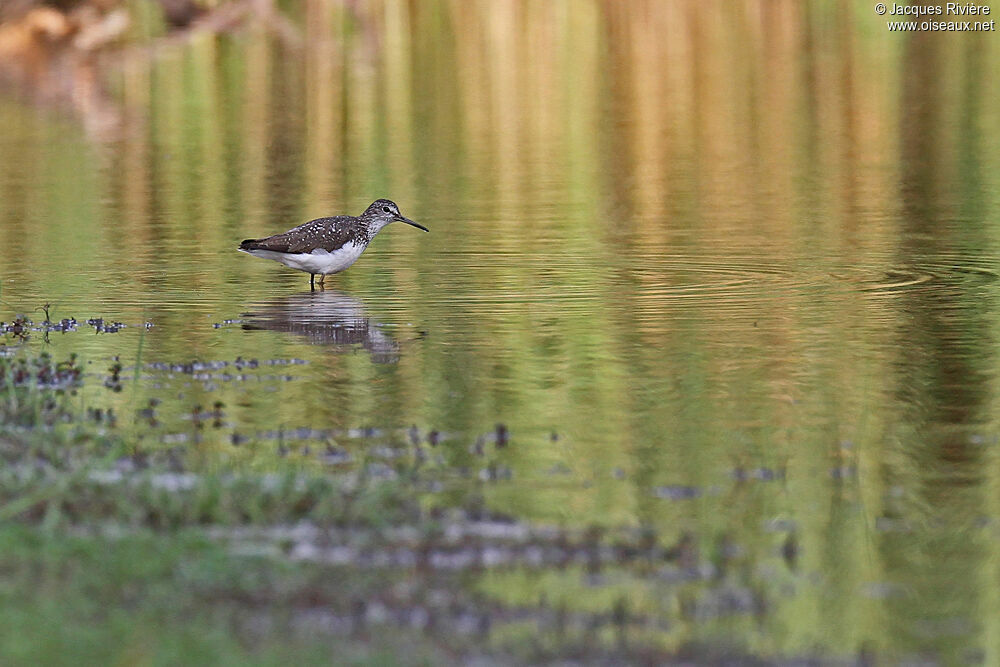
left=1, top=2, right=1000, bottom=662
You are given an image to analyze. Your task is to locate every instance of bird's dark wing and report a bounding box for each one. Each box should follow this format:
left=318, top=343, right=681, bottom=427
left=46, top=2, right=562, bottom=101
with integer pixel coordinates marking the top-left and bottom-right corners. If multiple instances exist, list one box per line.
left=240, top=216, right=359, bottom=253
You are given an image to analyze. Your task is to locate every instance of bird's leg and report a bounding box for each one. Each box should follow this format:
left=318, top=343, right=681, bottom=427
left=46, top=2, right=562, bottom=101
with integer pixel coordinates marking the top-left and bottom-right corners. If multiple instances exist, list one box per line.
left=310, top=273, right=315, bottom=290
left=317, top=274, right=326, bottom=287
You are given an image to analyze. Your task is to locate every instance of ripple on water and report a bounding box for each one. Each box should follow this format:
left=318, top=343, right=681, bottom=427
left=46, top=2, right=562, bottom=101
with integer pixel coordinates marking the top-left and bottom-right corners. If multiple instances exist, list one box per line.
left=844, top=259, right=999, bottom=296
left=367, top=253, right=806, bottom=321
left=627, top=254, right=800, bottom=301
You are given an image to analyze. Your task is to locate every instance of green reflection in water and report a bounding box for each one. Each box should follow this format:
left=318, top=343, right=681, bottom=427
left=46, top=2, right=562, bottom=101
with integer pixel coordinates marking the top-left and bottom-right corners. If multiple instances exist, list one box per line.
left=1, top=0, right=999, bottom=662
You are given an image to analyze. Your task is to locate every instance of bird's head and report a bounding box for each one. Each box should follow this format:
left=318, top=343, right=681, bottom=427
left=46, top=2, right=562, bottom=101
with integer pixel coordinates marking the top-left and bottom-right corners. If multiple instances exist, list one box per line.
left=361, top=199, right=428, bottom=234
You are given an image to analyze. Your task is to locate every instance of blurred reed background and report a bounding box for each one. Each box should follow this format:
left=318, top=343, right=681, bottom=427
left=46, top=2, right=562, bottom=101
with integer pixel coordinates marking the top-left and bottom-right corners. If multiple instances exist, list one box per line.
left=0, top=0, right=999, bottom=661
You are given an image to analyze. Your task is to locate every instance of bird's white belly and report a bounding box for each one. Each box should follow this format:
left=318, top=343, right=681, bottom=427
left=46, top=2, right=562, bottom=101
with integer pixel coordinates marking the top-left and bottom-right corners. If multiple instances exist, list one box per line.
left=243, top=243, right=366, bottom=275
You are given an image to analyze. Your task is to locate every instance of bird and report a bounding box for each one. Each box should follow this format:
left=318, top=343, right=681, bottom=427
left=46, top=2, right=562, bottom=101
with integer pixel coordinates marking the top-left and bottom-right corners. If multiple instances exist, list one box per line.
left=238, top=199, right=427, bottom=289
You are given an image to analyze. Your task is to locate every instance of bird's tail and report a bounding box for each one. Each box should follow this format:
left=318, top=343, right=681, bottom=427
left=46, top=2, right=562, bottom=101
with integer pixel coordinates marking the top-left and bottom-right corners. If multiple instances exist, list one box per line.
left=239, top=239, right=261, bottom=251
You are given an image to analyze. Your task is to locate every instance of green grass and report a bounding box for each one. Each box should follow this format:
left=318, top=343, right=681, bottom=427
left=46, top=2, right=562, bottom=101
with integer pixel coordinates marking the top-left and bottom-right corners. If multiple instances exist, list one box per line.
left=0, top=525, right=445, bottom=666
left=0, top=347, right=799, bottom=665
left=0, top=350, right=453, bottom=665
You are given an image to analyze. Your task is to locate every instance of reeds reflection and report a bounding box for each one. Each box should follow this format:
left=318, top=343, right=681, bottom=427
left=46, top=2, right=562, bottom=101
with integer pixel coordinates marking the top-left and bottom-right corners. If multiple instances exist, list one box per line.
left=0, top=0, right=999, bottom=663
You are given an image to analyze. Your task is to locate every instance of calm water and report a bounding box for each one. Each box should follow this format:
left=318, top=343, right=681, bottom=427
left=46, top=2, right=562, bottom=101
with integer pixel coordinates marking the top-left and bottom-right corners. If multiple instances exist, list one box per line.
left=2, top=1, right=1000, bottom=662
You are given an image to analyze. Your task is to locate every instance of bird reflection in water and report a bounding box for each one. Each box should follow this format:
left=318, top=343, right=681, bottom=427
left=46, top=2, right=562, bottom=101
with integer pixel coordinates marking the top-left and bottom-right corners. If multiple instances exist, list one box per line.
left=242, top=290, right=399, bottom=364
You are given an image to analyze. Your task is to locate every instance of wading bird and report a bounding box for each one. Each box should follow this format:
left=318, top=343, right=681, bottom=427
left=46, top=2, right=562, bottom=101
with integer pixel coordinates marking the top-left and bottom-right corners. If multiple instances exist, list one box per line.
left=239, top=199, right=427, bottom=288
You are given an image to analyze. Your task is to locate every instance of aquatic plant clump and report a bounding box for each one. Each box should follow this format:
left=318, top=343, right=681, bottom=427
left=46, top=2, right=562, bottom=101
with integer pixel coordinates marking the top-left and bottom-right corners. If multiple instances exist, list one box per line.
left=0, top=352, right=83, bottom=430
left=0, top=351, right=82, bottom=391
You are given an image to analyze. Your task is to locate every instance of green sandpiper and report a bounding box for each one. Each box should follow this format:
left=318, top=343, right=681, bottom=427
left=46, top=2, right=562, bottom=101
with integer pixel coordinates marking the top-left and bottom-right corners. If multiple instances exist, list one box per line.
left=238, top=199, right=427, bottom=288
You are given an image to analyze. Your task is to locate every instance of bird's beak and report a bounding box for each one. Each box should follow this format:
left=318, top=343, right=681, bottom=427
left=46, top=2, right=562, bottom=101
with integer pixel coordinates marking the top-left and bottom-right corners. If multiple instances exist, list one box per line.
left=397, top=215, right=428, bottom=232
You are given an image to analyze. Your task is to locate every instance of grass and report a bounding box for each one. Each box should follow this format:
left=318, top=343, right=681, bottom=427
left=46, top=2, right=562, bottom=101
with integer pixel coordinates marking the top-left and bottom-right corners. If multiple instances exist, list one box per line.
left=0, top=345, right=805, bottom=665
left=0, top=525, right=448, bottom=666
left=0, top=346, right=456, bottom=665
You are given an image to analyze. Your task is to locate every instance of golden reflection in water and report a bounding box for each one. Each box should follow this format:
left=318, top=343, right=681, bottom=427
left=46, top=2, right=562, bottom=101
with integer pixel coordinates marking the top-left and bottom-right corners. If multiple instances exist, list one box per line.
left=1, top=1, right=1000, bottom=662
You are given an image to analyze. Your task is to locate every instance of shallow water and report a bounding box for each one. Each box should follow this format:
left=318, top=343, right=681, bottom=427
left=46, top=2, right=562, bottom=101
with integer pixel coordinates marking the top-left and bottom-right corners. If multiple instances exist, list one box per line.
left=2, top=1, right=1000, bottom=662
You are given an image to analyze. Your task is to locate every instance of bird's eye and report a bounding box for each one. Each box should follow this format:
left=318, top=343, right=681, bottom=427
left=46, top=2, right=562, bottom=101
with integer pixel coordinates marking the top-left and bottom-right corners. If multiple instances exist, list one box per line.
left=382, top=206, right=391, bottom=213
